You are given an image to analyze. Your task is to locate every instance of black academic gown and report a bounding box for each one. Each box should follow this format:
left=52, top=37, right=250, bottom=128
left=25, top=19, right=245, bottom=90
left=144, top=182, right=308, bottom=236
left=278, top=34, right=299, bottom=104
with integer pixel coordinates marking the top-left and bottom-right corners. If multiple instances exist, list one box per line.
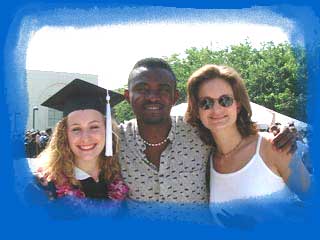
left=78, top=176, right=109, bottom=199
left=32, top=173, right=110, bottom=200
left=24, top=168, right=126, bottom=219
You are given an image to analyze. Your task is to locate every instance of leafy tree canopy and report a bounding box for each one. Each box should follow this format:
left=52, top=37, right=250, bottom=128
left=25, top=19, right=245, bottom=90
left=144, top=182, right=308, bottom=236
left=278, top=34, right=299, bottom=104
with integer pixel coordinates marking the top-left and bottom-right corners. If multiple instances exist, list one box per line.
left=114, top=41, right=307, bottom=123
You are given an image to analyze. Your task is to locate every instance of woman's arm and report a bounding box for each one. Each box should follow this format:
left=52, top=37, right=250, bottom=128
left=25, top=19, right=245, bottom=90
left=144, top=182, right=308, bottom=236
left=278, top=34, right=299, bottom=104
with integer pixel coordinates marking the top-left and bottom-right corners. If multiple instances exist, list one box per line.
left=263, top=136, right=311, bottom=198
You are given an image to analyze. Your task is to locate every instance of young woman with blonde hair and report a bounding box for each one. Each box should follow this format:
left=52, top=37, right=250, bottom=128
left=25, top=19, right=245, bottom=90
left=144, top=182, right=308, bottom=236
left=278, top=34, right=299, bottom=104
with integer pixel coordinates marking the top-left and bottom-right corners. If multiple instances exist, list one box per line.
left=34, top=79, right=128, bottom=200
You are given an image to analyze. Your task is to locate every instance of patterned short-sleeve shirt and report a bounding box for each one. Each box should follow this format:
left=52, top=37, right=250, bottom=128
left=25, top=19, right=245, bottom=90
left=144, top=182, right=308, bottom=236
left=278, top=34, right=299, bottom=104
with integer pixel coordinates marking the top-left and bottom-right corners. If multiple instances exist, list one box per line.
left=119, top=116, right=211, bottom=203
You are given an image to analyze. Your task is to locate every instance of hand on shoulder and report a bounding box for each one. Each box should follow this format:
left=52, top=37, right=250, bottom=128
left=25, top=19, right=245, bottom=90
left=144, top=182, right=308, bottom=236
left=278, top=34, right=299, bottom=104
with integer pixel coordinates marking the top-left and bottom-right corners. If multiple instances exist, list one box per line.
left=269, top=123, right=298, bottom=154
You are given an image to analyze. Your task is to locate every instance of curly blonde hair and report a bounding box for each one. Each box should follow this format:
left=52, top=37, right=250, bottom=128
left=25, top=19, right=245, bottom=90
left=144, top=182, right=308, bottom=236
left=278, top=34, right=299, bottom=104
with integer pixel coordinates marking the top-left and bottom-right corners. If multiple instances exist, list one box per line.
left=185, top=64, right=257, bottom=146
left=37, top=117, right=121, bottom=187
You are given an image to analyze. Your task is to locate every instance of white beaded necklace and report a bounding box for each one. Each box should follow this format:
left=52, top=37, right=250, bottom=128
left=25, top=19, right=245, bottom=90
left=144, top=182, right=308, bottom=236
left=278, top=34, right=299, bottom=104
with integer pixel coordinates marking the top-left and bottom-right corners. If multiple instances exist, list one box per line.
left=142, top=137, right=169, bottom=147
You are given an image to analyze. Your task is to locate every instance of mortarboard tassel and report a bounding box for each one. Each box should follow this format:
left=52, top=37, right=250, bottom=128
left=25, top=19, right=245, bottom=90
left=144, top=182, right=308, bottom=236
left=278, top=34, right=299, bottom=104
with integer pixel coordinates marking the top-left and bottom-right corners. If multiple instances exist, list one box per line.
left=105, top=90, right=113, bottom=156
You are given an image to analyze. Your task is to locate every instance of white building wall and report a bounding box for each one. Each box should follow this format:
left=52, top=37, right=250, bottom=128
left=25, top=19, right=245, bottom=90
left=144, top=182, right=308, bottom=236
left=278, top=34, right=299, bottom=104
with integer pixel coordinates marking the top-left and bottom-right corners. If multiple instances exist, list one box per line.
left=26, top=70, right=98, bottom=131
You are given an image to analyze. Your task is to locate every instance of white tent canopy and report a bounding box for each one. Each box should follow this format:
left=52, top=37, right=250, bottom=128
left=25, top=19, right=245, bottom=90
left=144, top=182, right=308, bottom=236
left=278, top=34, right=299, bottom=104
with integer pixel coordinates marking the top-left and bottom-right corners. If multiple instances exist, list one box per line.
left=170, top=102, right=308, bottom=131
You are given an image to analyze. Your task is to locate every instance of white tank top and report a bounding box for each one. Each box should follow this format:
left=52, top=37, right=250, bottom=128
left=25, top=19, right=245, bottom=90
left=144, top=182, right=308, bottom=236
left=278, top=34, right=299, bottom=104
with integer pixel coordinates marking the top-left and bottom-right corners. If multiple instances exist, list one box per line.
left=210, top=134, right=289, bottom=203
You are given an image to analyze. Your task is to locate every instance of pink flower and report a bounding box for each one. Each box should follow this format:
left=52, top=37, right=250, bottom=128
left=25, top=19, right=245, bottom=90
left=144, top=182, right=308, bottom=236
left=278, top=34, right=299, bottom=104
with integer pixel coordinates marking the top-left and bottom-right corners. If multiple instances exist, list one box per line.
left=55, top=182, right=85, bottom=199
left=108, top=179, right=129, bottom=200
left=35, top=167, right=49, bottom=186
left=71, top=189, right=86, bottom=198
left=55, top=183, right=72, bottom=197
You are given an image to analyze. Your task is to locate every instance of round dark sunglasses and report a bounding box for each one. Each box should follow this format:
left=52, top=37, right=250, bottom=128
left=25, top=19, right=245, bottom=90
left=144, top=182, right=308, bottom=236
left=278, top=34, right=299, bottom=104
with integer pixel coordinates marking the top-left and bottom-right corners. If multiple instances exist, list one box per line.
left=198, top=95, right=234, bottom=110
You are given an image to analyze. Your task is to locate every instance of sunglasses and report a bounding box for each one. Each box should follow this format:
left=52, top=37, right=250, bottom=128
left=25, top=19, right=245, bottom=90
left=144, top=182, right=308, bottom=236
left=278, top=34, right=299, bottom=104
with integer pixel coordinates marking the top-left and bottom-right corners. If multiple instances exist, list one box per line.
left=198, top=95, right=234, bottom=110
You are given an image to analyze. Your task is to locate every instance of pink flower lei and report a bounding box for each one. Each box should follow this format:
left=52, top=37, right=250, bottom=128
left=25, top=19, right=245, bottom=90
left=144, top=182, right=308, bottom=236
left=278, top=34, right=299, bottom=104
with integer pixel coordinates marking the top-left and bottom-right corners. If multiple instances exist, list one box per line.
left=55, top=178, right=129, bottom=200
left=36, top=167, right=129, bottom=200
left=107, top=179, right=129, bottom=200
left=55, top=181, right=86, bottom=199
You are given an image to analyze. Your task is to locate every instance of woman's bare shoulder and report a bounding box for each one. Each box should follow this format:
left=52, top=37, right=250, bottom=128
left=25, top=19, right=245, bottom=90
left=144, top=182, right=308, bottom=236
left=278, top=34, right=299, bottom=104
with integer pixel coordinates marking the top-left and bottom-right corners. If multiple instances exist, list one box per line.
left=260, top=133, right=292, bottom=171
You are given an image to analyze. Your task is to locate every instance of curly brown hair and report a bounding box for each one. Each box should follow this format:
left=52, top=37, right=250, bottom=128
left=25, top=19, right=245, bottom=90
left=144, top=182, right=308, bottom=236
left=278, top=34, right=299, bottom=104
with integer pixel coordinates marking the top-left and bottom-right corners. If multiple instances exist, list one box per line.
left=37, top=117, right=121, bottom=187
left=185, top=64, right=257, bottom=146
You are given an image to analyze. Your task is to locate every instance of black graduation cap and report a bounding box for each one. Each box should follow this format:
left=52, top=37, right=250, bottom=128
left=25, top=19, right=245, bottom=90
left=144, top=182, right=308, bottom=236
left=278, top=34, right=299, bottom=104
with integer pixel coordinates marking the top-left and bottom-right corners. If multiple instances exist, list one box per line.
left=41, top=78, right=124, bottom=117
left=41, top=78, right=124, bottom=156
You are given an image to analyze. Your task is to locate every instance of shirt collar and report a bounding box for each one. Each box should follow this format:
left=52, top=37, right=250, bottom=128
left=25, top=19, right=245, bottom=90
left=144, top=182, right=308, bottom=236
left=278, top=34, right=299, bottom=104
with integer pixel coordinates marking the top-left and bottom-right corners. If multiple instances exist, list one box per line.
left=167, top=116, right=176, bottom=142
left=74, top=166, right=91, bottom=180
left=122, top=117, right=177, bottom=154
left=132, top=117, right=175, bottom=143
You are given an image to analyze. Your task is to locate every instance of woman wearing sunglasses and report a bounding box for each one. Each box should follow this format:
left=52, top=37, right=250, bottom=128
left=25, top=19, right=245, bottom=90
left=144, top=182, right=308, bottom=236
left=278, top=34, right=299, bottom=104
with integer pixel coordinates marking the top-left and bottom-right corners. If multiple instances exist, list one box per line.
left=185, top=64, right=309, bottom=205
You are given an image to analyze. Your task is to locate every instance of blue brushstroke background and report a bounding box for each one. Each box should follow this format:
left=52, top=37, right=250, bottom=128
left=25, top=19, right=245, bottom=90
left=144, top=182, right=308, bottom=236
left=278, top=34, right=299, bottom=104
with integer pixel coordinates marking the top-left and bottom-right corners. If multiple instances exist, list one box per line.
left=1, top=0, right=319, bottom=239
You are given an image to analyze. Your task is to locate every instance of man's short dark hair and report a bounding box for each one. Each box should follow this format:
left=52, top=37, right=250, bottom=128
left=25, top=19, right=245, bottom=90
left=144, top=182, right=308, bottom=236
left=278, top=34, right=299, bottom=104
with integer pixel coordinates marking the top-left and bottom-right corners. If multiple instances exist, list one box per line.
left=128, top=57, right=177, bottom=88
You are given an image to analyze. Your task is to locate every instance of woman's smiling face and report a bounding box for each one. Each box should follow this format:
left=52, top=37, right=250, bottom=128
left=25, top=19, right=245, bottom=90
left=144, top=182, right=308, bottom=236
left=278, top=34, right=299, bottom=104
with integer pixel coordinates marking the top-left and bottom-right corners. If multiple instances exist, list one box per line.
left=198, top=78, right=239, bottom=134
left=67, top=109, right=105, bottom=165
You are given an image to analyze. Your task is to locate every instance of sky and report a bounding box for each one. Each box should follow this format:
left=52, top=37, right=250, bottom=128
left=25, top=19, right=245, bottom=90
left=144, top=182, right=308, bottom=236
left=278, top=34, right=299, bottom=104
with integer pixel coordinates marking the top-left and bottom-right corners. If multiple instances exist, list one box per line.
left=25, top=14, right=292, bottom=90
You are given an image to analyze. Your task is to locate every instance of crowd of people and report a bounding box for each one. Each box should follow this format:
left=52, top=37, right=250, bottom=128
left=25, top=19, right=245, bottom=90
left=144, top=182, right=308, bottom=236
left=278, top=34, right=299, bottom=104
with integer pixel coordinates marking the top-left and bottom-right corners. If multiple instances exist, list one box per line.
left=24, top=128, right=52, bottom=158
left=25, top=58, right=312, bottom=226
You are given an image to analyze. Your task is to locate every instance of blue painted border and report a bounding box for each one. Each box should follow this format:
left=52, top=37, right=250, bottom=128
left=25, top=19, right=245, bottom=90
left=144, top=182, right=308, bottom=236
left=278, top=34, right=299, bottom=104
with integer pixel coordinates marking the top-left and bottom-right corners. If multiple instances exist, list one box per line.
left=1, top=1, right=319, bottom=239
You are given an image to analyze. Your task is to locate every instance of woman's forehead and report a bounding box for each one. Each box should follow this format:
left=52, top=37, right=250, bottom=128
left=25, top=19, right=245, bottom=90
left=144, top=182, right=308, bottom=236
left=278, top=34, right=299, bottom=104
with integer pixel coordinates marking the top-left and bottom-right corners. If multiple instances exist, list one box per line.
left=198, top=78, right=233, bottom=95
left=67, top=109, right=104, bottom=123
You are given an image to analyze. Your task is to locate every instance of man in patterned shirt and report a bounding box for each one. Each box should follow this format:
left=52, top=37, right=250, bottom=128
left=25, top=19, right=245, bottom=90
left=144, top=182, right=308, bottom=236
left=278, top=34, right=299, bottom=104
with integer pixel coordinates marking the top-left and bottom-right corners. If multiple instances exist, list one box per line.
left=119, top=58, right=297, bottom=204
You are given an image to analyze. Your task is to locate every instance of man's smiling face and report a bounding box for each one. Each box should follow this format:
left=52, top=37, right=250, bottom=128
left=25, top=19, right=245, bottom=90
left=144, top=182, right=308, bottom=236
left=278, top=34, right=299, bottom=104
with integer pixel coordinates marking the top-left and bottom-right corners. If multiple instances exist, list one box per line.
left=125, top=67, right=179, bottom=124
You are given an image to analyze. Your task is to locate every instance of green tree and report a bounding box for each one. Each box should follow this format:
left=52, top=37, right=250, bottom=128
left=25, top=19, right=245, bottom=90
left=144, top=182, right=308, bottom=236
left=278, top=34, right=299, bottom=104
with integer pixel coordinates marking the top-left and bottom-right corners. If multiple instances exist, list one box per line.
left=112, top=87, right=134, bottom=123
left=114, top=41, right=307, bottom=122
left=165, top=41, right=307, bottom=121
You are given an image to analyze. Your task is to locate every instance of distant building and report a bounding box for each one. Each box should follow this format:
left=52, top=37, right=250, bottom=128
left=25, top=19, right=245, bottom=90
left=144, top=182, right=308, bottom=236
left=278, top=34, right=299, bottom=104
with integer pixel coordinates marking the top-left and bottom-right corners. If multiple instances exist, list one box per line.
left=26, top=70, right=98, bottom=131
